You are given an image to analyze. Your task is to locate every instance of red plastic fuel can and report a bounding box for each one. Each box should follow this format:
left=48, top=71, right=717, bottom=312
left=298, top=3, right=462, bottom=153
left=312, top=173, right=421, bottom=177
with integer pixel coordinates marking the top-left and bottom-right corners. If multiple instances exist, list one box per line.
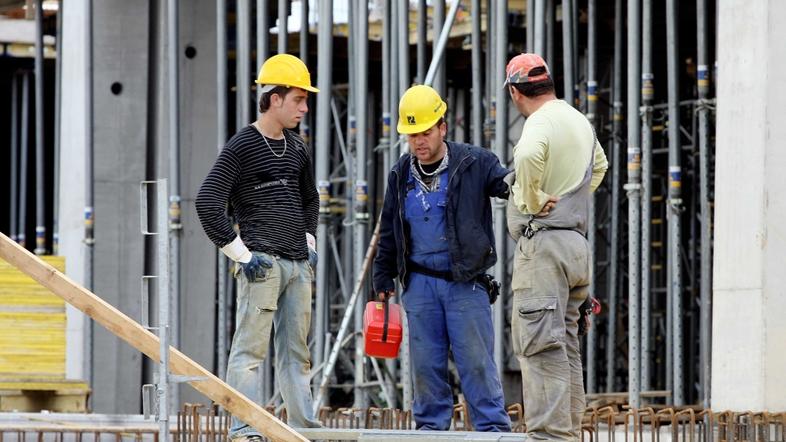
left=363, top=301, right=402, bottom=359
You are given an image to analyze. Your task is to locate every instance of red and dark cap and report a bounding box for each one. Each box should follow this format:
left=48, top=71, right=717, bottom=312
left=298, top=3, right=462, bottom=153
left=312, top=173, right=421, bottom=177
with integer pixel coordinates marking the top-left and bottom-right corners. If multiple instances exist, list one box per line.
left=505, top=53, right=551, bottom=85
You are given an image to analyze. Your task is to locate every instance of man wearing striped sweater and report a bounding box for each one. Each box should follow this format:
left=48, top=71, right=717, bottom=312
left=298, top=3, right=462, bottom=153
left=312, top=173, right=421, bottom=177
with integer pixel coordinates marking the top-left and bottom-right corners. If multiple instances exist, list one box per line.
left=196, top=54, right=321, bottom=441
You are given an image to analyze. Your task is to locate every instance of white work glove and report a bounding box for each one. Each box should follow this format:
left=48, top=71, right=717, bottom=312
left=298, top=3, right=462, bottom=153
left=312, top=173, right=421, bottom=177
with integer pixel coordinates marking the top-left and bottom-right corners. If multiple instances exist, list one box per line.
left=306, top=233, right=318, bottom=268
left=221, top=236, right=272, bottom=282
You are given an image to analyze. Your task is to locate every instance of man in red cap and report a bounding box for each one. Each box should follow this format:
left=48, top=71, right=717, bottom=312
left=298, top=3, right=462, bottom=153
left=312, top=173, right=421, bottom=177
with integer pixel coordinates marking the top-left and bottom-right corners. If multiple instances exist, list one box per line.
left=504, top=53, right=608, bottom=441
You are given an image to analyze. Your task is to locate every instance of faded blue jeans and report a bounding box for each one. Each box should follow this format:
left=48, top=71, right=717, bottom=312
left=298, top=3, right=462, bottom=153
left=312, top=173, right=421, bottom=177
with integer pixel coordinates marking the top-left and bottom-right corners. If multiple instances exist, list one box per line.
left=227, top=252, right=321, bottom=439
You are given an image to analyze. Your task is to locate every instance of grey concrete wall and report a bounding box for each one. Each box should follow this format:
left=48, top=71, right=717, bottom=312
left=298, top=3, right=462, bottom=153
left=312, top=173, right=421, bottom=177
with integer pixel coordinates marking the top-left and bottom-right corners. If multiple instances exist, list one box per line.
left=712, top=0, right=786, bottom=410
left=91, top=0, right=151, bottom=413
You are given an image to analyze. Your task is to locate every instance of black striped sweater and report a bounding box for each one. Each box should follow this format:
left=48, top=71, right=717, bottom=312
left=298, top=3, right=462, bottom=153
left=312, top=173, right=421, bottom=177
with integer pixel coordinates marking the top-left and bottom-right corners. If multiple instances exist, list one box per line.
left=196, top=125, right=319, bottom=260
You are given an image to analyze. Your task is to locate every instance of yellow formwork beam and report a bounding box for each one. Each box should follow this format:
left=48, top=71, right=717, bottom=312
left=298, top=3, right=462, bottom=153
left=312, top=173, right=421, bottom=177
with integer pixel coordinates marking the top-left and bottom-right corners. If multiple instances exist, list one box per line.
left=0, top=233, right=306, bottom=442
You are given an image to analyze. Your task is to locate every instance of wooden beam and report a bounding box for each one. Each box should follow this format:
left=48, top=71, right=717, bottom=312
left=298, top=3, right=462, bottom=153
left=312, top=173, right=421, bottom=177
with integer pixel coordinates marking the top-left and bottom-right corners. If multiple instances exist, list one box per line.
left=0, top=233, right=307, bottom=442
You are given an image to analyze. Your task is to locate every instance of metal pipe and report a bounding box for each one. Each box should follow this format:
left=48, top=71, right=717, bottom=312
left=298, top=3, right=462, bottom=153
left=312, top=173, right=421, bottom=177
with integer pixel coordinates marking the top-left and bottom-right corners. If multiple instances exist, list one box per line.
left=382, top=0, right=391, bottom=173
left=53, top=4, right=63, bottom=255
left=156, top=180, right=172, bottom=438
left=10, top=74, right=19, bottom=243
left=257, top=0, right=269, bottom=103
left=561, top=0, right=574, bottom=106
left=398, top=0, right=410, bottom=158
left=278, top=0, right=287, bottom=54
left=640, top=0, right=654, bottom=394
left=606, top=0, right=622, bottom=394
left=625, top=0, right=642, bottom=409
left=534, top=0, right=545, bottom=55
left=585, top=0, right=598, bottom=394
left=167, top=0, right=182, bottom=410
left=299, top=0, right=307, bottom=61
left=485, top=0, right=493, bottom=147
left=216, top=0, right=228, bottom=382
left=237, top=0, right=251, bottom=128
left=390, top=0, right=399, bottom=168
left=527, top=0, right=535, bottom=52
left=432, top=0, right=445, bottom=95
left=546, top=0, right=554, bottom=65
left=20, top=72, right=30, bottom=250
left=666, top=0, right=683, bottom=406
left=493, top=0, right=508, bottom=377
left=34, top=0, right=46, bottom=256
left=313, top=0, right=333, bottom=396
left=398, top=0, right=410, bottom=96
left=84, top=0, right=95, bottom=388
left=423, top=0, right=461, bottom=91
left=417, top=0, right=427, bottom=84
left=697, top=0, right=712, bottom=410
left=471, top=0, right=482, bottom=146
left=571, top=0, right=578, bottom=105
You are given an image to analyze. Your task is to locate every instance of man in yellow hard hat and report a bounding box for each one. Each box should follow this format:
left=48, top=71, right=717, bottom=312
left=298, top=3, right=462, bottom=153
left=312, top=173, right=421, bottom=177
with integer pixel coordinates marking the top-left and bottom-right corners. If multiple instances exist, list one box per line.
left=196, top=53, right=321, bottom=440
left=505, top=53, right=608, bottom=441
left=372, top=85, right=512, bottom=432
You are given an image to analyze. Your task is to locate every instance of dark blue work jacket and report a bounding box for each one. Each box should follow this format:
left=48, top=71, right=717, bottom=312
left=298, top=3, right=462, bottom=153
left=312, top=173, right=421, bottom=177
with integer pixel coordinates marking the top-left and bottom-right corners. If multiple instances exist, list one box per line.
left=372, top=141, right=511, bottom=294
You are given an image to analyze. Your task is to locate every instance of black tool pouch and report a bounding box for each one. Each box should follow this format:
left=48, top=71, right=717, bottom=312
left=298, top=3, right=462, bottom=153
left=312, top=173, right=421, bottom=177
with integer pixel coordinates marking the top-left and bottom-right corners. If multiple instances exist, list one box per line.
left=476, top=274, right=501, bottom=304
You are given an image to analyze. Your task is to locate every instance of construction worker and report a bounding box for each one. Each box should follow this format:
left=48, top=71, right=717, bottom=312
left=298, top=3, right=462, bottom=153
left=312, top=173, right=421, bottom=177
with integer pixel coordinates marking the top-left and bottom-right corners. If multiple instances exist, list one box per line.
left=373, top=85, right=512, bottom=432
left=195, top=54, right=321, bottom=440
left=504, top=53, right=608, bottom=440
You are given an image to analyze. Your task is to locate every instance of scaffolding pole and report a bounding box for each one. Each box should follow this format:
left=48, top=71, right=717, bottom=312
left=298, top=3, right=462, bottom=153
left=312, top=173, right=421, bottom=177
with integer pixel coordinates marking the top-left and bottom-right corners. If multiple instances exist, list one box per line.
left=666, top=0, right=683, bottom=406
left=471, top=0, right=482, bottom=146
left=493, top=0, right=508, bottom=376
left=433, top=0, right=446, bottom=96
left=257, top=0, right=270, bottom=103
left=278, top=0, right=287, bottom=54
left=561, top=0, right=574, bottom=106
left=417, top=0, right=427, bottom=84
left=534, top=0, right=545, bottom=55
left=527, top=0, right=534, bottom=52
left=606, top=0, right=623, bottom=394
left=83, top=0, right=95, bottom=388
left=640, top=0, right=654, bottom=394
left=239, top=1, right=252, bottom=128
left=20, top=72, right=29, bottom=250
left=34, top=0, right=46, bottom=256
left=389, top=0, right=399, bottom=168
left=585, top=0, right=598, bottom=394
left=300, top=0, right=307, bottom=62
left=625, top=0, right=642, bottom=409
left=216, top=0, right=228, bottom=382
left=546, top=0, right=554, bottom=66
left=697, top=0, right=713, bottom=410
left=313, top=0, right=333, bottom=398
left=53, top=3, right=63, bottom=254
left=353, top=0, right=369, bottom=409
left=10, top=74, right=19, bottom=244
left=167, top=0, right=182, bottom=410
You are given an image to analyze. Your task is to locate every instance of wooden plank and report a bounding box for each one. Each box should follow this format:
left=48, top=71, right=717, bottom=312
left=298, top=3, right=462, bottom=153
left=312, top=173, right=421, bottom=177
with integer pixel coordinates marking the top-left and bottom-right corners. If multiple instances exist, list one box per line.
left=0, top=233, right=307, bottom=442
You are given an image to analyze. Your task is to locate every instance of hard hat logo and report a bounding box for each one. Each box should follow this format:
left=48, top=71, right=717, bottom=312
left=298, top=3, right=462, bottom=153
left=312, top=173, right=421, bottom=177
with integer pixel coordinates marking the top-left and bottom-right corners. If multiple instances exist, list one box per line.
left=397, top=85, right=448, bottom=134
left=256, top=53, right=319, bottom=93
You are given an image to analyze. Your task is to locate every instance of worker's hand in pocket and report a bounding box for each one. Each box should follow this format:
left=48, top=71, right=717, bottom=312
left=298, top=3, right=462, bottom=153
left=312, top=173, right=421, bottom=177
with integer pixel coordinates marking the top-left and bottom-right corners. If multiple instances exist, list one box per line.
left=241, top=254, right=273, bottom=282
left=536, top=195, right=560, bottom=217
left=377, top=290, right=395, bottom=301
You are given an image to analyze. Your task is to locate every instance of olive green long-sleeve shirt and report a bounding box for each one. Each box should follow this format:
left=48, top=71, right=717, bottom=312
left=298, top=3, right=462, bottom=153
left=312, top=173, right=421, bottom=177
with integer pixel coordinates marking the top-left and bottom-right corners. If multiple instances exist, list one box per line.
left=511, top=99, right=609, bottom=215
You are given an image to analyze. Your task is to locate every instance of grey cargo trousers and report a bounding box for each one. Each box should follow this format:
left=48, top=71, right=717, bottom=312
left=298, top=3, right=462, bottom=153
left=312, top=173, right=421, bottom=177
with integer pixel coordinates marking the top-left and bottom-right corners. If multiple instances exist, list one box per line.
left=511, top=229, right=590, bottom=441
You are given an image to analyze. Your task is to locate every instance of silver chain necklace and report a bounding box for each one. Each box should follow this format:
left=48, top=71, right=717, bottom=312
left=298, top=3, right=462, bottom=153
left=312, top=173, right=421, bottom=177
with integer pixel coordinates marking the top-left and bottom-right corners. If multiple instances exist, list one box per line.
left=254, top=123, right=287, bottom=158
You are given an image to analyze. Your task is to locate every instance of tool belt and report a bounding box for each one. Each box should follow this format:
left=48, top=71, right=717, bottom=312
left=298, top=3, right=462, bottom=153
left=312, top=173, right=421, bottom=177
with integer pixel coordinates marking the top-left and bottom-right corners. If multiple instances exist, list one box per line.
left=406, top=260, right=501, bottom=304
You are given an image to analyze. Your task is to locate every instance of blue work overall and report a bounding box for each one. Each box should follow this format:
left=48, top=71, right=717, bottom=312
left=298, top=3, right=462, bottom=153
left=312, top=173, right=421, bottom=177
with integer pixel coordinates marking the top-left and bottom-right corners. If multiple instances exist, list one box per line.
left=402, top=168, right=510, bottom=432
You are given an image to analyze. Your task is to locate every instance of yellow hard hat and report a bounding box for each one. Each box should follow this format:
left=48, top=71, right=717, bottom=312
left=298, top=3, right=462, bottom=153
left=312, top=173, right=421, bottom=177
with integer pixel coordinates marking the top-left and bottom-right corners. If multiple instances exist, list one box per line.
left=397, top=85, right=447, bottom=134
left=255, top=53, right=319, bottom=93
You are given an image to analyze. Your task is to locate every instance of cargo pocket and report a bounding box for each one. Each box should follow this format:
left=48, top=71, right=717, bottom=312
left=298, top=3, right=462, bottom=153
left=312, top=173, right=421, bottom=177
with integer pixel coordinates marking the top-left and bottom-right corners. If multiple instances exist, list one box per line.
left=514, top=297, right=560, bottom=357
left=511, top=236, right=538, bottom=291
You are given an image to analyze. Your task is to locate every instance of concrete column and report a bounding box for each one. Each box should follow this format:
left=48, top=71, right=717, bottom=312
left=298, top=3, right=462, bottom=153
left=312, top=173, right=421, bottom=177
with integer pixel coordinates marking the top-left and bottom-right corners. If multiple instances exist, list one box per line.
left=89, top=0, right=150, bottom=413
left=59, top=0, right=88, bottom=381
left=712, top=0, right=786, bottom=411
